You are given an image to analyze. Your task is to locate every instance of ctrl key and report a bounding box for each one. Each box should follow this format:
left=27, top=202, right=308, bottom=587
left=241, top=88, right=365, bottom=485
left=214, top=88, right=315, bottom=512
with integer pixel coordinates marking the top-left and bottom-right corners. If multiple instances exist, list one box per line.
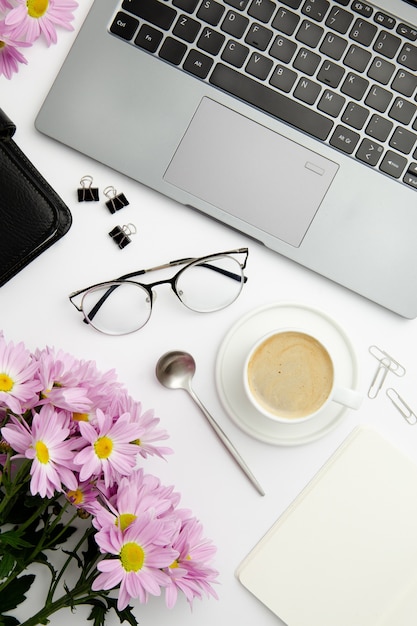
left=110, top=12, right=139, bottom=40
left=379, top=150, right=407, bottom=179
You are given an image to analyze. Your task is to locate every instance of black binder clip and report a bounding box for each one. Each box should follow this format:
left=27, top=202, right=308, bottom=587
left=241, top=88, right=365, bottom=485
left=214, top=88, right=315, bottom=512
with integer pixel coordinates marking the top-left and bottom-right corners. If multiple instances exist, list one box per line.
left=77, top=175, right=99, bottom=202
left=103, top=186, right=129, bottom=213
left=109, top=223, right=136, bottom=249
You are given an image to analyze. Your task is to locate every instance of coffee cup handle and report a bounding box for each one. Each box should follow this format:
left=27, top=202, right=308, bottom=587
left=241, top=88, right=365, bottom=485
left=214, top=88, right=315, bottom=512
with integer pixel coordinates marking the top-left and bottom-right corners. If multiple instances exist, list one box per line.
left=332, top=386, right=363, bottom=410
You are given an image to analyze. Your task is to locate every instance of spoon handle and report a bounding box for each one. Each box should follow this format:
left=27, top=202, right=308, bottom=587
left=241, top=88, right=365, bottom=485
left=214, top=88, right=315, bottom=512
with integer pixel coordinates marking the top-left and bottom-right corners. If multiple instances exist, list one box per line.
left=187, top=387, right=265, bottom=496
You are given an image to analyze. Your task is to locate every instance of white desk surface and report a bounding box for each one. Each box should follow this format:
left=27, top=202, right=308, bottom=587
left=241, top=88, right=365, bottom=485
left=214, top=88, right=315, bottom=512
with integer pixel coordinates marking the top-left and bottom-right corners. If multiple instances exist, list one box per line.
left=2, top=3, right=417, bottom=624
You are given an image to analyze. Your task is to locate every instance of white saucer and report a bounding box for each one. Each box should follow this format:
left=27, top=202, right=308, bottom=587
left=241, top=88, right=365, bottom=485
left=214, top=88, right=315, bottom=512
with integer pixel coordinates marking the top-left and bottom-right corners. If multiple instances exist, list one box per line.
left=215, top=302, right=359, bottom=446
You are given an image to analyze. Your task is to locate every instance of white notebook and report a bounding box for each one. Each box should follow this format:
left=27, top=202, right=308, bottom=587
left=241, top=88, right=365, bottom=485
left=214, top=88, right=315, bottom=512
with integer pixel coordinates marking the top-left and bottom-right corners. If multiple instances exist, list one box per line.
left=236, top=427, right=417, bottom=626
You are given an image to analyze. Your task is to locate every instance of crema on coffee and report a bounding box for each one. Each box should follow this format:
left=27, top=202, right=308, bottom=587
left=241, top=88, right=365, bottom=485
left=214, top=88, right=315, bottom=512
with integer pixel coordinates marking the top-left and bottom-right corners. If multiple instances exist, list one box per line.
left=247, top=331, right=334, bottom=419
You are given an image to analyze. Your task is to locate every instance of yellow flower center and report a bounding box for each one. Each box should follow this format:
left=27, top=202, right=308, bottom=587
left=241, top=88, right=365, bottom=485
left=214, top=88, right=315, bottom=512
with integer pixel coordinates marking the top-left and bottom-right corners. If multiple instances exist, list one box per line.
left=94, top=436, right=113, bottom=459
left=117, top=513, right=137, bottom=532
left=120, top=542, right=145, bottom=572
left=0, top=42, right=5, bottom=50
left=169, top=560, right=179, bottom=569
left=26, top=0, right=49, bottom=18
left=35, top=440, right=50, bottom=464
left=0, top=373, right=13, bottom=392
left=67, top=488, right=84, bottom=505
left=73, top=412, right=89, bottom=422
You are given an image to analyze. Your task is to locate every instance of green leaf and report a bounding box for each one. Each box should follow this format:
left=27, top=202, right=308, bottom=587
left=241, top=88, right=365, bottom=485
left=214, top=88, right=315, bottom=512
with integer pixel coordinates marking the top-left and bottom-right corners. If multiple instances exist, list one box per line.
left=105, top=597, right=138, bottom=626
left=0, top=530, right=33, bottom=550
left=0, top=574, right=35, bottom=612
left=87, top=600, right=108, bottom=626
left=0, top=553, right=15, bottom=579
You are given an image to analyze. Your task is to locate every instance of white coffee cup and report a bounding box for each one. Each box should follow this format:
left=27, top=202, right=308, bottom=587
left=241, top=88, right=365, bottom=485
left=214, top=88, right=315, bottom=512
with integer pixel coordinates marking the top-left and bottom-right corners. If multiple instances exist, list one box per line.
left=243, top=329, right=362, bottom=424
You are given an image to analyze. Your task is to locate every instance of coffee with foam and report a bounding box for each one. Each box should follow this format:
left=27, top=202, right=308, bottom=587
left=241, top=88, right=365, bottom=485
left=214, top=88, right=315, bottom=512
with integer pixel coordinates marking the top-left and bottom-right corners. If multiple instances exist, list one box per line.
left=247, top=331, right=334, bottom=419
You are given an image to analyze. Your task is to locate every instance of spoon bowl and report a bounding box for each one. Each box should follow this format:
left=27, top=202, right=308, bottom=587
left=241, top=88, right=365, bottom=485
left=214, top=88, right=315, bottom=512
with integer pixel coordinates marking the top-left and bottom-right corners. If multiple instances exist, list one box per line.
left=155, top=350, right=264, bottom=496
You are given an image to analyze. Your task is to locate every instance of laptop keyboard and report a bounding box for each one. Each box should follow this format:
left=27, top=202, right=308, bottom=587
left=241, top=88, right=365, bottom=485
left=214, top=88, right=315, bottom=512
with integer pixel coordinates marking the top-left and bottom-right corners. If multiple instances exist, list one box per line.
left=109, top=0, right=417, bottom=190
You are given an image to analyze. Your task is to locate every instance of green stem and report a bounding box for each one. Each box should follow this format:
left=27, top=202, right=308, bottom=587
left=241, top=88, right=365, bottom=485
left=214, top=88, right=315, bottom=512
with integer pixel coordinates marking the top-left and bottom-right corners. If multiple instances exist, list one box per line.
left=18, top=583, right=102, bottom=626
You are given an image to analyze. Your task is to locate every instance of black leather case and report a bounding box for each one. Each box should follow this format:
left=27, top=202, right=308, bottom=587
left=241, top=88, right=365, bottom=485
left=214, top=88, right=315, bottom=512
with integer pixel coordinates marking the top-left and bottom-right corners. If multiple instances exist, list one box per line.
left=0, top=108, right=72, bottom=287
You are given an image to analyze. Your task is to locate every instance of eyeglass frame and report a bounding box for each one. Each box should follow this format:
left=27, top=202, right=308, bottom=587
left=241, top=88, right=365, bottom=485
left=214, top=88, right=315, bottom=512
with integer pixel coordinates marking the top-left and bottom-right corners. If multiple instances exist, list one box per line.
left=69, top=248, right=249, bottom=334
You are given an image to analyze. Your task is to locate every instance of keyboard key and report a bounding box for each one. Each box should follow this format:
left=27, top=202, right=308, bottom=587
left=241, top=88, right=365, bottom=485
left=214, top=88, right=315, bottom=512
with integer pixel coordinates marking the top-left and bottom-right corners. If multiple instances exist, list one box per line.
left=245, top=22, right=273, bottom=50
left=197, top=0, right=225, bottom=26
left=342, top=101, right=369, bottom=129
left=293, top=48, right=321, bottom=75
left=374, top=12, right=396, bottom=30
left=365, top=84, right=392, bottom=113
left=367, top=56, right=394, bottom=84
left=269, top=64, right=297, bottom=92
left=221, top=10, right=249, bottom=37
left=173, top=0, right=199, bottom=12
left=325, top=6, right=353, bottom=34
left=379, top=150, right=407, bottom=178
left=272, top=8, right=300, bottom=36
left=281, top=0, right=302, bottom=8
left=319, top=32, right=348, bottom=60
left=404, top=172, right=417, bottom=189
left=134, top=24, right=163, bottom=51
left=246, top=52, right=273, bottom=79
left=159, top=36, right=187, bottom=64
left=356, top=138, right=384, bottom=165
left=349, top=18, right=377, bottom=46
left=183, top=49, right=214, bottom=77
left=270, top=35, right=297, bottom=63
left=317, top=60, right=345, bottom=88
left=209, top=63, right=334, bottom=139
left=296, top=20, right=324, bottom=47
left=301, top=0, right=330, bottom=22
left=110, top=11, right=138, bottom=40
left=373, top=31, right=401, bottom=59
left=225, top=0, right=250, bottom=9
left=197, top=27, right=225, bottom=55
left=396, top=24, right=417, bottom=42
left=365, top=114, right=393, bottom=142
left=329, top=125, right=360, bottom=153
left=248, top=0, right=276, bottom=23
left=397, top=43, right=417, bottom=71
left=344, top=44, right=371, bottom=72
left=389, top=127, right=417, bottom=155
left=122, top=0, right=176, bottom=30
left=318, top=90, right=346, bottom=117
left=389, top=98, right=417, bottom=125
left=294, top=77, right=322, bottom=104
left=391, top=69, right=417, bottom=98
left=352, top=1, right=373, bottom=19
left=173, top=15, right=201, bottom=42
left=341, top=72, right=369, bottom=100
left=221, top=39, right=249, bottom=66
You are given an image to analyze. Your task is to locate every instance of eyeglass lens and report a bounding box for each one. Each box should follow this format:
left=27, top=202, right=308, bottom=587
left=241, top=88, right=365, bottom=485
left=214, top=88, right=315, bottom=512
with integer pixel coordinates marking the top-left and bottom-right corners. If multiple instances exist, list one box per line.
left=81, top=254, right=245, bottom=335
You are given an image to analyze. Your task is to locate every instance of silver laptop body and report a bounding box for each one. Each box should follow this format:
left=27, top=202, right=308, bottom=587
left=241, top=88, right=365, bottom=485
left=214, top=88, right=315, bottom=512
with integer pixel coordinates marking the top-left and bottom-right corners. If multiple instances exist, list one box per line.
left=35, top=0, right=417, bottom=317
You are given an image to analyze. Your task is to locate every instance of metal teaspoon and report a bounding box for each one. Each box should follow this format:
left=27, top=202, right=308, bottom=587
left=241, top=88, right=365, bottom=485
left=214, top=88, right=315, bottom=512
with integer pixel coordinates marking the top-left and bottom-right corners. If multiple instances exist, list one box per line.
left=155, top=350, right=265, bottom=496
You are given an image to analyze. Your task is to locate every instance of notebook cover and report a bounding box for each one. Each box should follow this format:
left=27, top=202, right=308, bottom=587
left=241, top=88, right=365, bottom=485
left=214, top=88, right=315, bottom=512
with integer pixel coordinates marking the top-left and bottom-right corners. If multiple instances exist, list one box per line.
left=236, top=427, right=417, bottom=626
left=0, top=108, right=72, bottom=287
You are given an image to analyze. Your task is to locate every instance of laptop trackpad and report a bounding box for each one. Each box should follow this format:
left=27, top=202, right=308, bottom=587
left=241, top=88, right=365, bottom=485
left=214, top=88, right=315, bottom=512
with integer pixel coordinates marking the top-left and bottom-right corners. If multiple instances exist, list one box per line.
left=164, top=98, right=338, bottom=247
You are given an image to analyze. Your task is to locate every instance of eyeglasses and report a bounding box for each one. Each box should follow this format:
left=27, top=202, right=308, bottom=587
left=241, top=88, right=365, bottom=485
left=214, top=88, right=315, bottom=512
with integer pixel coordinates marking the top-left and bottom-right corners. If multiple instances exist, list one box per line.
left=69, top=248, right=249, bottom=335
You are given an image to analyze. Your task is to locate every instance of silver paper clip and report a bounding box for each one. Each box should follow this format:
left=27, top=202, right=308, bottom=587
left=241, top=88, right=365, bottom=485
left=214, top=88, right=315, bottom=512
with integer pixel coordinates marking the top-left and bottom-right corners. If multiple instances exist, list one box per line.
left=386, top=388, right=417, bottom=425
left=368, top=345, right=406, bottom=399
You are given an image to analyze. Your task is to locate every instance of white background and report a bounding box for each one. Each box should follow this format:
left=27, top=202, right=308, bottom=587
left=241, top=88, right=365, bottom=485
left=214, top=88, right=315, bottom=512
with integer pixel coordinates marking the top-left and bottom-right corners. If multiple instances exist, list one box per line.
left=2, top=2, right=417, bottom=624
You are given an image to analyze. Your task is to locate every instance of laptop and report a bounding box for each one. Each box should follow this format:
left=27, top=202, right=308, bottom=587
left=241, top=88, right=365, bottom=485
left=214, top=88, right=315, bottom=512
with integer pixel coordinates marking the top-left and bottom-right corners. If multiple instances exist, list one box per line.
left=35, top=0, right=417, bottom=317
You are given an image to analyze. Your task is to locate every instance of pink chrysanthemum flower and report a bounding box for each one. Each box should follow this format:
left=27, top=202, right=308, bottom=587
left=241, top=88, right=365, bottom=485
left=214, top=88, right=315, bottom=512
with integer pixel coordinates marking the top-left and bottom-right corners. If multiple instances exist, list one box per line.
left=0, top=0, right=13, bottom=11
left=93, top=469, right=181, bottom=533
left=66, top=479, right=99, bottom=514
left=1, top=405, right=79, bottom=498
left=0, top=335, right=41, bottom=413
left=74, top=409, right=141, bottom=488
left=112, top=394, right=172, bottom=459
left=93, top=515, right=179, bottom=610
left=163, top=512, right=219, bottom=608
left=4, top=0, right=78, bottom=46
